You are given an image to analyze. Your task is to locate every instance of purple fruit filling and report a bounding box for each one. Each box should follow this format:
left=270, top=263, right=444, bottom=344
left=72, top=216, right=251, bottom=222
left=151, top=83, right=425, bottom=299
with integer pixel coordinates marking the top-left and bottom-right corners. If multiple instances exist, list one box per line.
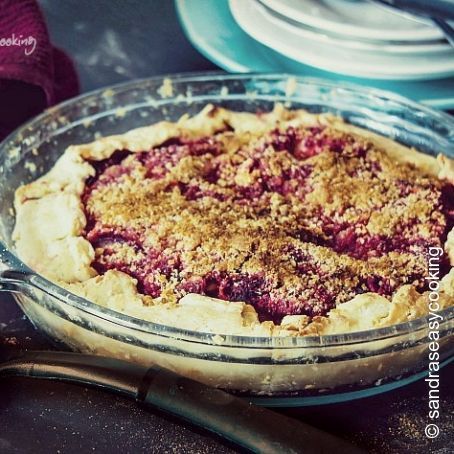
left=82, top=124, right=453, bottom=321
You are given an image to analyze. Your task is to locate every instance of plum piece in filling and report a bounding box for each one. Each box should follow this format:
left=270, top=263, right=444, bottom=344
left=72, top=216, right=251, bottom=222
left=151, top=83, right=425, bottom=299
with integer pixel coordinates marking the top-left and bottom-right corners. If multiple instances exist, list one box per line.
left=82, top=125, right=454, bottom=322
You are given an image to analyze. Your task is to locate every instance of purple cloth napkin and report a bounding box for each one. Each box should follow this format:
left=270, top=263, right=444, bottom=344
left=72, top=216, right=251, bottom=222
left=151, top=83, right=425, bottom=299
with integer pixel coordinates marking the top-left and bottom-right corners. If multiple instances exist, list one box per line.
left=0, top=0, right=79, bottom=140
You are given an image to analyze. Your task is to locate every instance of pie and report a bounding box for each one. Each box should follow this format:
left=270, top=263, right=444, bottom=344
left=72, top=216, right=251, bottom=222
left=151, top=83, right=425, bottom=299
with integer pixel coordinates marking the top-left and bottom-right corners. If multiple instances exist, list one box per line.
left=13, top=104, right=454, bottom=337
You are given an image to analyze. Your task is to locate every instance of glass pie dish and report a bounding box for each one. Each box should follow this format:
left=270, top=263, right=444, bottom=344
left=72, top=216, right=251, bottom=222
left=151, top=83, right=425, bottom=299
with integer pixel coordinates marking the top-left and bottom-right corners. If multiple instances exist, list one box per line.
left=0, top=73, right=453, bottom=406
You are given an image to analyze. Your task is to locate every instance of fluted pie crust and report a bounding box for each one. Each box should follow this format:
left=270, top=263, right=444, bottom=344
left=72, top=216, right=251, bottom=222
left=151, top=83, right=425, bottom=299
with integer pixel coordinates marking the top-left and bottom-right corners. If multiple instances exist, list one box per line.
left=13, top=105, right=454, bottom=337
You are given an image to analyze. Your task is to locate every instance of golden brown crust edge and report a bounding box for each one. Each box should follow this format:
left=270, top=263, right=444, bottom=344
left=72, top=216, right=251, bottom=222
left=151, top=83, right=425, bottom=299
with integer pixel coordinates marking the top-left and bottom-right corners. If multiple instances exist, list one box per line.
left=12, top=104, right=454, bottom=337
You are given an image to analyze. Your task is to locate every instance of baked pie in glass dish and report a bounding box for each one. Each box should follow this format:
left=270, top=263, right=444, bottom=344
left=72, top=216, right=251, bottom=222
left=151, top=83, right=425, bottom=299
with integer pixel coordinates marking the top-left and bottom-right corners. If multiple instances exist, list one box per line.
left=13, top=103, right=454, bottom=336
left=1, top=75, right=454, bottom=402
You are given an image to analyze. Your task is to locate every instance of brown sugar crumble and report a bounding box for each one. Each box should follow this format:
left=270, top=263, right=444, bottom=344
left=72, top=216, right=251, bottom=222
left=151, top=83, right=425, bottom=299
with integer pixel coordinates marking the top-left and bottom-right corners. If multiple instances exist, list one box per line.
left=81, top=121, right=454, bottom=323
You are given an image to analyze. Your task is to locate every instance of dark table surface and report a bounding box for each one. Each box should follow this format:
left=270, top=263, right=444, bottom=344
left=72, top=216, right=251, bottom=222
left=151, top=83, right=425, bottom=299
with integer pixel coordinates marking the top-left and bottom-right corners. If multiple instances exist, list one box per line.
left=1, top=1, right=453, bottom=453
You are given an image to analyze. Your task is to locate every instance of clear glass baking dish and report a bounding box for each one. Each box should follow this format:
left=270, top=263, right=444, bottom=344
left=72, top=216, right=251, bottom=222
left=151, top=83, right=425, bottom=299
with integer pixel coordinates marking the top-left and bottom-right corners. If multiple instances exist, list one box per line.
left=0, top=73, right=453, bottom=406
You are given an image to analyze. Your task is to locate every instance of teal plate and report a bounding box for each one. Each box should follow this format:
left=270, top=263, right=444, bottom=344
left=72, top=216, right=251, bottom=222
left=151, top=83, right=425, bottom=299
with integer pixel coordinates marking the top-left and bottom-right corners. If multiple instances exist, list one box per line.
left=176, top=0, right=454, bottom=110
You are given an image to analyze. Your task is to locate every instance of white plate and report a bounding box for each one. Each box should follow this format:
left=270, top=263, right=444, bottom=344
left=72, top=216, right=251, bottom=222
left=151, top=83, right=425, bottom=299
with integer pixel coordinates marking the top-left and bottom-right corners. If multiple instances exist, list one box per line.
left=176, top=0, right=454, bottom=109
left=260, top=0, right=445, bottom=42
left=230, top=0, right=454, bottom=80
left=260, top=1, right=450, bottom=54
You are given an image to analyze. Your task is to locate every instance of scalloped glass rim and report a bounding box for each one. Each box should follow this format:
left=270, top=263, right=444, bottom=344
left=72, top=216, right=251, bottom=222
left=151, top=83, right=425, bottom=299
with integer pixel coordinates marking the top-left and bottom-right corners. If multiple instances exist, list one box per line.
left=1, top=72, right=453, bottom=349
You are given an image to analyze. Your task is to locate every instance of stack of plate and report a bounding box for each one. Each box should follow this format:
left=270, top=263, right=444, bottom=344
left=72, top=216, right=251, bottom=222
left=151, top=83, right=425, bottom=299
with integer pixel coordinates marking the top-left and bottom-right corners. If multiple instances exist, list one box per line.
left=230, top=0, right=454, bottom=80
left=175, top=0, right=454, bottom=109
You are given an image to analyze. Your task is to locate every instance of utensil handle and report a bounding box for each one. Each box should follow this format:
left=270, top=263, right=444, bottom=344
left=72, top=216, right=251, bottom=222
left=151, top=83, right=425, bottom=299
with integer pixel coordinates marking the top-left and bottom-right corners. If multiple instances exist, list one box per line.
left=432, top=17, right=454, bottom=47
left=378, top=0, right=454, bottom=20
left=137, top=366, right=364, bottom=454
left=0, top=351, right=364, bottom=454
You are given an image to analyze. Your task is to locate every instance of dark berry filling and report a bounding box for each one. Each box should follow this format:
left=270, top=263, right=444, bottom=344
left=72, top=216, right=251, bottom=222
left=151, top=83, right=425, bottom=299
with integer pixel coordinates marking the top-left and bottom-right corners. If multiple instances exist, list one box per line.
left=82, top=123, right=453, bottom=322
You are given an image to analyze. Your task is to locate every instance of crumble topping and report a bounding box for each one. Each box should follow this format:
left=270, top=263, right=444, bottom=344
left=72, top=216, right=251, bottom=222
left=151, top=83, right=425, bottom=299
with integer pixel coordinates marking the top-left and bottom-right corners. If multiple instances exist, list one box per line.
left=81, top=120, right=454, bottom=322
left=12, top=104, right=454, bottom=335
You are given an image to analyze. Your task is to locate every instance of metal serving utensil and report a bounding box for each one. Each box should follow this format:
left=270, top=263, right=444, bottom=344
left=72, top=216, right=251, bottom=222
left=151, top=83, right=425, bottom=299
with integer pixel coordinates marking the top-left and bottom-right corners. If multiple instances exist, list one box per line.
left=0, top=347, right=365, bottom=454
left=372, top=0, right=454, bottom=46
